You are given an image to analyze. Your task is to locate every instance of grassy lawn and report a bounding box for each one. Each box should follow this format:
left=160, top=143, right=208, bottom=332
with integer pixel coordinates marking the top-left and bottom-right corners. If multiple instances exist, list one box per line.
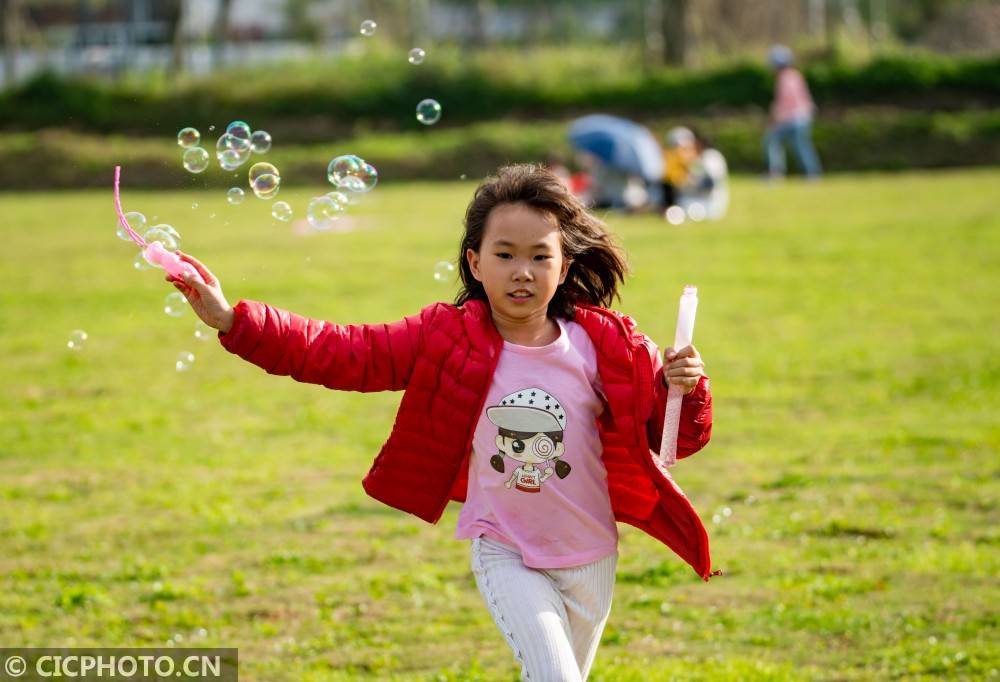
left=1, top=169, right=997, bottom=680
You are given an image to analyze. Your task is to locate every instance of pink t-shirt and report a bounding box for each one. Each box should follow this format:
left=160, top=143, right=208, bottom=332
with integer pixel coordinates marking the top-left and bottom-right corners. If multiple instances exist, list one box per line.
left=454, top=316, right=619, bottom=568
left=772, top=68, right=816, bottom=123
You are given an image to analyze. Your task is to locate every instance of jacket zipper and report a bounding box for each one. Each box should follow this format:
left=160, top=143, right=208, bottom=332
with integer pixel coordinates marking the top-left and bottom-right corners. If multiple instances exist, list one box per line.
left=434, top=335, right=503, bottom=523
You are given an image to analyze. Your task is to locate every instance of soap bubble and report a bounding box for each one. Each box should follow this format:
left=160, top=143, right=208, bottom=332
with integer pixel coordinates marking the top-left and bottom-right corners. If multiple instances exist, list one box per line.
left=249, top=162, right=279, bottom=184
left=250, top=130, right=272, bottom=154
left=182, top=147, right=210, bottom=173
left=133, top=253, right=154, bottom=271
left=249, top=162, right=281, bottom=200
left=360, top=19, right=376, bottom=36
left=271, top=201, right=293, bottom=222
left=164, top=292, right=188, bottom=317
left=217, top=134, right=246, bottom=154
left=327, top=155, right=362, bottom=186
left=216, top=133, right=251, bottom=170
left=342, top=162, right=377, bottom=193
left=226, top=120, right=252, bottom=143
left=325, top=191, right=349, bottom=211
left=208, top=125, right=216, bottom=132
left=218, top=150, right=247, bottom=171
left=191, top=202, right=199, bottom=210
left=353, top=161, right=378, bottom=192
left=117, top=211, right=146, bottom=241
left=143, top=226, right=178, bottom=252
left=227, top=187, right=246, bottom=205
left=433, top=261, right=455, bottom=282
left=177, top=127, right=200, bottom=148
left=416, top=98, right=442, bottom=125
left=194, top=320, right=214, bottom=341
left=67, top=330, right=88, bottom=351
left=252, top=175, right=279, bottom=200
left=665, top=206, right=686, bottom=225
left=307, top=195, right=344, bottom=231
left=408, top=48, right=426, bottom=65
left=175, top=351, right=195, bottom=372
left=327, top=155, right=377, bottom=193
left=217, top=133, right=251, bottom=156
left=159, top=224, right=182, bottom=244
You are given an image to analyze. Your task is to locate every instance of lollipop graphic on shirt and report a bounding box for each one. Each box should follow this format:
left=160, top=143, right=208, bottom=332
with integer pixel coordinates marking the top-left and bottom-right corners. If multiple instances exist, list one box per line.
left=486, top=387, right=572, bottom=493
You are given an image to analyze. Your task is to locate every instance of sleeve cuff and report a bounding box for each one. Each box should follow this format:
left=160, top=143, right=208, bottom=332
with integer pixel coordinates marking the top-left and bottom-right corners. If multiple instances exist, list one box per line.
left=682, top=375, right=710, bottom=404
left=217, top=299, right=263, bottom=356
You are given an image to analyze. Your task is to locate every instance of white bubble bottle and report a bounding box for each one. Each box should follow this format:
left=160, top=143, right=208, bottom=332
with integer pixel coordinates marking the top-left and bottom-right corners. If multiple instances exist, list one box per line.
left=658, top=285, right=698, bottom=467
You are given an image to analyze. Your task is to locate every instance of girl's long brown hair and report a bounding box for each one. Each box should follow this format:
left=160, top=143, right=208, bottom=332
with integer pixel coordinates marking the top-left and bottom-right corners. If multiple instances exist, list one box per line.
left=455, top=164, right=629, bottom=320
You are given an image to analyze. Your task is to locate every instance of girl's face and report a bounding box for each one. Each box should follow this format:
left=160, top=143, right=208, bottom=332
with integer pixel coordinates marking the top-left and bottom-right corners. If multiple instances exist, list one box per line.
left=466, top=202, right=570, bottom=321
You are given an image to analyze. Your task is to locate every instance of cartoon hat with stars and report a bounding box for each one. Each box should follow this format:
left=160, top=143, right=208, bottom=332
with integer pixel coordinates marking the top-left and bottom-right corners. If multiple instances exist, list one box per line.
left=487, top=387, right=565, bottom=433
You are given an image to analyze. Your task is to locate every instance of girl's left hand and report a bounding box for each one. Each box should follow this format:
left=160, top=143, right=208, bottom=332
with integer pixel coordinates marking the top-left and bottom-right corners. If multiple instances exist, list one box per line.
left=663, top=345, right=705, bottom=395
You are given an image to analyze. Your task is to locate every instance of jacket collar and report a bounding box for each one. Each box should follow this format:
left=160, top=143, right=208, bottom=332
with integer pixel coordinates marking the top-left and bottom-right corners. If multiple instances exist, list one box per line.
left=458, top=298, right=640, bottom=366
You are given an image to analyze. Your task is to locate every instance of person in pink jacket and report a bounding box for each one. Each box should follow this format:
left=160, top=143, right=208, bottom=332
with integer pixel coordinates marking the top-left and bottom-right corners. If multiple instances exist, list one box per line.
left=765, top=44, right=823, bottom=178
left=166, top=164, right=716, bottom=681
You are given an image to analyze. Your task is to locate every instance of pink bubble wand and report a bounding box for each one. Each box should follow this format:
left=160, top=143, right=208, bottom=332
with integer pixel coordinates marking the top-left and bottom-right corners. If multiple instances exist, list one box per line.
left=114, top=165, right=203, bottom=283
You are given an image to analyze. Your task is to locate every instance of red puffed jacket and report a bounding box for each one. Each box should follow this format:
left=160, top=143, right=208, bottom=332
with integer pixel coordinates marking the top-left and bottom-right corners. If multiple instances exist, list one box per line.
left=219, top=297, right=721, bottom=581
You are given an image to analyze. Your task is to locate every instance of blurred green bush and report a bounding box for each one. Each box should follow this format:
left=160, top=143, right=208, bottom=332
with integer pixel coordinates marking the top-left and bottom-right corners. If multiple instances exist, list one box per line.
left=0, top=48, right=997, bottom=140
left=3, top=108, right=996, bottom=189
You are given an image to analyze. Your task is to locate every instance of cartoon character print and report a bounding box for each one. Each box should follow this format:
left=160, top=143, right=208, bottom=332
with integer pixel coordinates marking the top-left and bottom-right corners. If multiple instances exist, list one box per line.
left=486, top=387, right=572, bottom=493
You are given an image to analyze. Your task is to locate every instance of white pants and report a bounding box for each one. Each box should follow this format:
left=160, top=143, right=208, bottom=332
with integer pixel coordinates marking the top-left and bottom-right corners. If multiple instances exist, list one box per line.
left=470, top=536, right=618, bottom=681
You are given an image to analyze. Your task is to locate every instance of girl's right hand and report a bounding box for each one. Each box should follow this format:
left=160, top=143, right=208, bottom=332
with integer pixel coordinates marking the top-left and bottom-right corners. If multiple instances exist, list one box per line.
left=165, top=250, right=235, bottom=333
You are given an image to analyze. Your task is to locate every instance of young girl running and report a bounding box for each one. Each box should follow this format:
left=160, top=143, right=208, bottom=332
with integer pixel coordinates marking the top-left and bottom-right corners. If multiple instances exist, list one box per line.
left=167, top=164, right=718, bottom=681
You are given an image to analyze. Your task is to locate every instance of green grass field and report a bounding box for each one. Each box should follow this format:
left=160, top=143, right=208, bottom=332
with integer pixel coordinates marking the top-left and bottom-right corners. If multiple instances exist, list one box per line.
left=1, top=169, right=998, bottom=681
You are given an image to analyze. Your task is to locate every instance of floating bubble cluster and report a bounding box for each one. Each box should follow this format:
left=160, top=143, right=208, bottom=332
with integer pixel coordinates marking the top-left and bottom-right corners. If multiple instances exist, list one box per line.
left=67, top=330, right=88, bottom=351
left=182, top=147, right=210, bottom=173
left=216, top=132, right=251, bottom=171
left=271, top=201, right=293, bottom=222
left=360, top=19, right=377, bottom=36
left=326, top=155, right=378, bottom=193
left=416, top=98, right=442, bottom=125
left=249, top=162, right=281, bottom=200
left=177, top=127, right=200, bottom=148
left=433, top=261, right=455, bottom=282
left=227, top=187, right=246, bottom=205
left=177, top=119, right=275, bottom=187
left=143, top=225, right=179, bottom=252
left=408, top=48, right=426, bottom=65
